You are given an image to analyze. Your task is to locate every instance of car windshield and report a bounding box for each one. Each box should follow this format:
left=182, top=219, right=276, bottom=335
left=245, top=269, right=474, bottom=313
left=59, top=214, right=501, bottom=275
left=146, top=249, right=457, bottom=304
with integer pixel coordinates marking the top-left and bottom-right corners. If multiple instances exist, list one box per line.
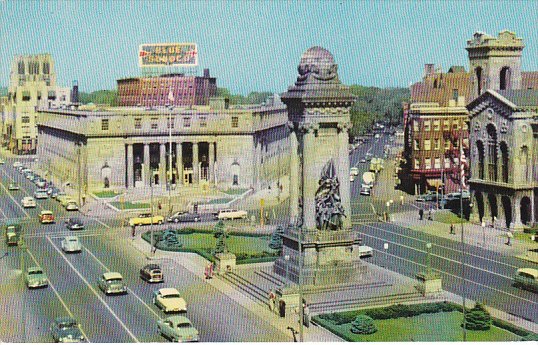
left=29, top=269, right=43, bottom=275
left=69, top=239, right=78, bottom=243
left=59, top=322, right=77, bottom=329
left=106, top=278, right=123, bottom=283
left=177, top=322, right=192, bottom=328
left=151, top=269, right=162, bottom=274
left=71, top=218, right=82, bottom=224
left=164, top=294, right=180, bottom=299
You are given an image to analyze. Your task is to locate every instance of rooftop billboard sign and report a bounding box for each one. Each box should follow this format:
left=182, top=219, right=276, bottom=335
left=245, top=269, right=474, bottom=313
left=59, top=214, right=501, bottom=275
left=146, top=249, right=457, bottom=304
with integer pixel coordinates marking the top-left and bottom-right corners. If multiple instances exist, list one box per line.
left=139, top=43, right=198, bottom=67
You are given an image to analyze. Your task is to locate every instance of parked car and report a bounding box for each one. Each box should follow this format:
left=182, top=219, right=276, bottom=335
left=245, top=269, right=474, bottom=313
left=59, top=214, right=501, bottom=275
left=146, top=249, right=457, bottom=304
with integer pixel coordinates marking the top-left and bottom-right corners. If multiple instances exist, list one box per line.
left=39, top=210, right=55, bottom=224
left=157, top=316, right=199, bottom=343
left=8, top=183, right=20, bottom=191
left=34, top=189, right=49, bottom=199
left=97, top=272, right=127, bottom=295
left=5, top=223, right=21, bottom=246
left=61, top=197, right=77, bottom=207
left=416, top=192, right=438, bottom=202
left=360, top=186, right=371, bottom=196
left=22, top=197, right=37, bottom=208
left=350, top=167, right=359, bottom=176
left=140, top=264, right=164, bottom=283
left=50, top=317, right=85, bottom=343
left=154, top=288, right=187, bottom=313
left=65, top=201, right=79, bottom=211
left=216, top=209, right=248, bottom=220
left=513, top=268, right=538, bottom=293
left=65, top=218, right=85, bottom=230
left=61, top=236, right=82, bottom=253
left=25, top=266, right=49, bottom=288
left=167, top=211, right=201, bottom=223
left=358, top=245, right=374, bottom=258
left=129, top=213, right=164, bottom=226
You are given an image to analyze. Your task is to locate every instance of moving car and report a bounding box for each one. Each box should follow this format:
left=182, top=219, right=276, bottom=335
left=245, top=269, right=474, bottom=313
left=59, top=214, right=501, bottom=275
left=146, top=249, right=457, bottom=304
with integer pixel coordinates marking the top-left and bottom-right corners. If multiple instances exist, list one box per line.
left=61, top=236, right=82, bottom=253
left=157, top=316, right=199, bottom=343
left=140, top=264, right=164, bottom=283
left=350, top=167, right=359, bottom=176
left=8, top=183, right=20, bottom=191
left=153, top=288, right=187, bottom=313
left=358, top=245, right=374, bottom=258
left=216, top=209, right=248, bottom=220
left=360, top=186, right=371, bottom=196
left=513, top=268, right=538, bottom=293
left=97, top=272, right=127, bottom=295
left=25, top=266, right=49, bottom=288
left=129, top=213, right=164, bottom=226
left=61, top=197, right=77, bottom=207
left=349, top=174, right=355, bottom=182
left=50, top=317, right=85, bottom=343
left=167, top=211, right=201, bottom=223
left=65, top=201, right=79, bottom=211
left=22, top=197, right=37, bottom=208
left=65, top=218, right=85, bottom=230
left=34, top=189, right=49, bottom=199
left=55, top=191, right=67, bottom=201
left=5, top=223, right=21, bottom=246
left=39, top=210, right=55, bottom=224
left=416, top=192, right=438, bottom=202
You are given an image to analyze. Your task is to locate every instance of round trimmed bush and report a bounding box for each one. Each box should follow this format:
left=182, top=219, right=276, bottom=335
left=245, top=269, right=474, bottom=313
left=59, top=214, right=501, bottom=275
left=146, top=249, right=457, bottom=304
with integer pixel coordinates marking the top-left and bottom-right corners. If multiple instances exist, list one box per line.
left=350, top=315, right=377, bottom=335
left=464, top=303, right=492, bottom=331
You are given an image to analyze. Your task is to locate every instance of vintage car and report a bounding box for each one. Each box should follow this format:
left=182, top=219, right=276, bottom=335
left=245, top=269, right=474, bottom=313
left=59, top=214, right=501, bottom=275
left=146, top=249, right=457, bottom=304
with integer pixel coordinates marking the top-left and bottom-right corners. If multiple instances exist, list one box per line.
left=129, top=213, right=164, bottom=226
left=50, top=317, right=85, bottom=343
left=358, top=245, right=374, bottom=258
left=167, top=211, right=201, bottom=223
left=513, top=268, right=538, bottom=293
left=215, top=209, right=248, bottom=220
left=61, top=236, right=82, bottom=253
left=34, top=189, right=49, bottom=199
left=5, top=223, right=21, bottom=246
left=157, top=316, right=199, bottom=343
left=97, top=272, right=127, bottom=295
left=8, top=183, right=20, bottom=191
left=65, top=218, right=85, bottom=230
left=39, top=210, right=55, bottom=224
left=153, top=288, right=187, bottom=313
left=65, top=201, right=79, bottom=211
left=22, top=197, right=37, bottom=208
left=61, top=197, right=77, bottom=207
left=25, top=266, right=49, bottom=288
left=140, top=264, right=164, bottom=283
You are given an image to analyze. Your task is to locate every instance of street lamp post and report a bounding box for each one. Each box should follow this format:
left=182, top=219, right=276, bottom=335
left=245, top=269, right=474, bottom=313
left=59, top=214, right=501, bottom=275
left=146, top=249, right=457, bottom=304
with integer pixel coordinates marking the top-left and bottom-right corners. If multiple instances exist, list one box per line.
left=284, top=254, right=290, bottom=284
left=425, top=242, right=432, bottom=275
left=383, top=242, right=389, bottom=268
left=19, top=233, right=27, bottom=343
left=150, top=169, right=155, bottom=257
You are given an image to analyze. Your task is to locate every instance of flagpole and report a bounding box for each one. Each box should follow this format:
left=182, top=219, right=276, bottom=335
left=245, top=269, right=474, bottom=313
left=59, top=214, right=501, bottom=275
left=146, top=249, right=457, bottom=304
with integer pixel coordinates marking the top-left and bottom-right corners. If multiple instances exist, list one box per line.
left=168, top=62, right=173, bottom=215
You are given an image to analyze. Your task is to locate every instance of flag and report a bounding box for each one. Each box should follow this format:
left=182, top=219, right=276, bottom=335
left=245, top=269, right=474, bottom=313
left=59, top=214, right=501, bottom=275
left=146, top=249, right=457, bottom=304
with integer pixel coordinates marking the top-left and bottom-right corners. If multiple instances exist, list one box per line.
left=168, top=89, right=174, bottom=103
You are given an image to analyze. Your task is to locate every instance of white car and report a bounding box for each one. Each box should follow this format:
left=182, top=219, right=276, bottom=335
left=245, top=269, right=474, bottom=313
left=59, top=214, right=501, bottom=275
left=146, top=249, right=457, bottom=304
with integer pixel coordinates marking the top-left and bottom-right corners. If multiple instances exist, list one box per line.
left=61, top=236, right=82, bottom=253
left=216, top=209, right=248, bottom=220
left=65, top=201, right=79, bottom=211
left=22, top=197, right=37, bottom=208
left=358, top=245, right=374, bottom=258
left=350, top=167, right=359, bottom=176
left=153, top=288, right=187, bottom=313
left=34, top=189, right=49, bottom=199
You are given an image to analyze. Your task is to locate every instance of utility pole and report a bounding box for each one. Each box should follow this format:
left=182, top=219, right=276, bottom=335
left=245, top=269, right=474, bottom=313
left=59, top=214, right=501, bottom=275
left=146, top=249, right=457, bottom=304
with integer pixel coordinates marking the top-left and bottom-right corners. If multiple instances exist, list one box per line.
left=458, top=124, right=467, bottom=342
left=77, top=142, right=82, bottom=207
left=150, top=169, right=155, bottom=257
left=19, top=233, right=27, bottom=343
left=168, top=103, right=173, bottom=215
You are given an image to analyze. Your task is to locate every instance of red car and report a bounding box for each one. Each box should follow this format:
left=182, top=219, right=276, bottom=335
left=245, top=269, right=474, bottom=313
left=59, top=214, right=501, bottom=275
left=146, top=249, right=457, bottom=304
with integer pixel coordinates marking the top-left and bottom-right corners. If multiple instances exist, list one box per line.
left=39, top=210, right=55, bottom=224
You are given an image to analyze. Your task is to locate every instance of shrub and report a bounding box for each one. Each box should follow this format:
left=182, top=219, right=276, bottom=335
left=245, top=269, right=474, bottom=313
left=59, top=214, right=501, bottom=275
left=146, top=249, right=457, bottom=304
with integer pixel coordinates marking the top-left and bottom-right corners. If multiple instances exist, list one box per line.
left=521, top=333, right=538, bottom=341
left=464, top=303, right=491, bottom=331
left=492, top=318, right=530, bottom=337
left=350, top=315, right=377, bottom=335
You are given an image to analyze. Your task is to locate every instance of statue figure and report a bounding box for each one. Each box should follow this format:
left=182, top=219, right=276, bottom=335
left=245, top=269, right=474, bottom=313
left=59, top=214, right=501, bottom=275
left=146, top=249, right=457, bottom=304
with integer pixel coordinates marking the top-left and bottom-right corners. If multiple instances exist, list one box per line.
left=315, top=159, right=346, bottom=230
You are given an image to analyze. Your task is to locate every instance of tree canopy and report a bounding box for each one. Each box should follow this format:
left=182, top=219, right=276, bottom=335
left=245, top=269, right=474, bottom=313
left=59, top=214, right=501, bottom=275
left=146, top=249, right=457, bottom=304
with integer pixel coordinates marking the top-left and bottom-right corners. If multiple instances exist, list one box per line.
left=79, top=90, right=118, bottom=106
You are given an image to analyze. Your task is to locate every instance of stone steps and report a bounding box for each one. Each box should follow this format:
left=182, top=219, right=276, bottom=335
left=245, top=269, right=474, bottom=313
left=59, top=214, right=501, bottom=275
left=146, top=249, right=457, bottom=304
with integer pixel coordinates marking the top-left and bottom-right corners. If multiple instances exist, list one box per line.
left=218, top=272, right=269, bottom=306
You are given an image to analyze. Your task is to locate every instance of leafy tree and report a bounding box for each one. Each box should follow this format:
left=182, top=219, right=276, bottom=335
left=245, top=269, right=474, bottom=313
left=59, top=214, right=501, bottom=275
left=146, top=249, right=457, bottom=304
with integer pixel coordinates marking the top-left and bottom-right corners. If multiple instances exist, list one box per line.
left=159, top=229, right=182, bottom=249
left=213, top=221, right=229, bottom=255
left=350, top=315, right=377, bottom=334
left=464, top=302, right=492, bottom=331
left=79, top=90, right=118, bottom=106
left=268, top=225, right=285, bottom=250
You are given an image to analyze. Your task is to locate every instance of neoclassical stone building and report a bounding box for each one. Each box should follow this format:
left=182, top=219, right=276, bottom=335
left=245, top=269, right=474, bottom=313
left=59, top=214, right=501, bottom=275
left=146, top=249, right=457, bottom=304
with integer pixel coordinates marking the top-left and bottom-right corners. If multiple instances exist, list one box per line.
left=466, top=31, right=538, bottom=229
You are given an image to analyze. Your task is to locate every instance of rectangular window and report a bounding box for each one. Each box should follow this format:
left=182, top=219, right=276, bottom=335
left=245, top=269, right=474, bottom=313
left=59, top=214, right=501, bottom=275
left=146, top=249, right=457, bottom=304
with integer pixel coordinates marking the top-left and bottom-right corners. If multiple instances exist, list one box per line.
left=434, top=158, right=441, bottom=169
left=151, top=117, right=158, bottom=130
left=444, top=140, right=450, bottom=150
left=183, top=117, right=191, bottom=128
left=424, top=139, right=431, bottom=151
left=101, top=119, right=109, bottom=131
left=414, top=159, right=420, bottom=169
left=434, top=138, right=440, bottom=150
left=453, top=89, right=459, bottom=100
left=167, top=118, right=174, bottom=129
left=231, top=116, right=239, bottom=128
left=425, top=158, right=431, bottom=169
left=444, top=157, right=451, bottom=168
left=21, top=116, right=30, bottom=123
left=413, top=120, right=419, bottom=132
left=433, top=120, right=440, bottom=131
left=414, top=140, right=419, bottom=150
left=134, top=118, right=142, bottom=129
left=443, top=120, right=450, bottom=131
left=200, top=116, right=207, bottom=127
left=424, top=120, right=431, bottom=131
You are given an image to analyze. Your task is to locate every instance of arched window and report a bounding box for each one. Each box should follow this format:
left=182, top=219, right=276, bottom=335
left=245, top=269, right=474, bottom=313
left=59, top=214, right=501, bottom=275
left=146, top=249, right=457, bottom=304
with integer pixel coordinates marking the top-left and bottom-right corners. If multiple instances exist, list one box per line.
left=486, top=124, right=497, bottom=181
left=475, top=67, right=483, bottom=95
left=476, top=140, right=485, bottom=179
left=500, top=142, right=509, bottom=183
left=521, top=146, right=529, bottom=181
left=43, top=62, right=50, bottom=75
left=500, top=66, right=511, bottom=90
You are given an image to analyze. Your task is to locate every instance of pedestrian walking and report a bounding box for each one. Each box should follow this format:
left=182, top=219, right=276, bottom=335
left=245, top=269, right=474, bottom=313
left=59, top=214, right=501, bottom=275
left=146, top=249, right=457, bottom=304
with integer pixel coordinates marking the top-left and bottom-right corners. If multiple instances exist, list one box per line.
left=419, top=208, right=424, bottom=221
left=450, top=223, right=455, bottom=235
left=268, top=290, right=276, bottom=312
left=427, top=208, right=433, bottom=221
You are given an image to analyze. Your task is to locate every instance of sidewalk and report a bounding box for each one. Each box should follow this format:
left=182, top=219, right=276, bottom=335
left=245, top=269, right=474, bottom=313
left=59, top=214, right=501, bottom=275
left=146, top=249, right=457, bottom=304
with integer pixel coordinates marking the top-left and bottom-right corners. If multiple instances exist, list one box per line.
left=391, top=209, right=538, bottom=263
left=128, top=237, right=343, bottom=342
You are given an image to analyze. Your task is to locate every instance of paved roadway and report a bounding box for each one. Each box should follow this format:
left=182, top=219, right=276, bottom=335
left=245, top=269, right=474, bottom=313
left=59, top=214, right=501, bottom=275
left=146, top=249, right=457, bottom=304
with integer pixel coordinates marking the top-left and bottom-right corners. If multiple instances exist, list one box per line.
left=0, top=157, right=288, bottom=343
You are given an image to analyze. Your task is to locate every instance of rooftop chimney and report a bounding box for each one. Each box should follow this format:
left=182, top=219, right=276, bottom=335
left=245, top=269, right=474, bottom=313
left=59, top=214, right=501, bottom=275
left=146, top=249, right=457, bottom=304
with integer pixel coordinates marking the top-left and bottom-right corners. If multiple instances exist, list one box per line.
left=203, top=68, right=210, bottom=78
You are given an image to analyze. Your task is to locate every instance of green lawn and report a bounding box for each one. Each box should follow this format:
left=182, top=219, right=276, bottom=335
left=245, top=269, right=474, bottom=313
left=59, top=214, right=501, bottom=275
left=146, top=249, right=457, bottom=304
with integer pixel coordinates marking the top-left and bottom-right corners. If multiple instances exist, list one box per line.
left=322, top=312, right=520, bottom=342
left=110, top=201, right=150, bottom=210
left=92, top=190, right=121, bottom=198
left=204, top=198, right=233, bottom=205
left=433, top=211, right=468, bottom=225
left=222, top=188, right=249, bottom=195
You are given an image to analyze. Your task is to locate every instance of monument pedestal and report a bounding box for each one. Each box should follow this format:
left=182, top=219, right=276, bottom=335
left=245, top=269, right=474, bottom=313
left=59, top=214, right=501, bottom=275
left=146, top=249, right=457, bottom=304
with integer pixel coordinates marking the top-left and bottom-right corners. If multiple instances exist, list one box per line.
left=214, top=253, right=236, bottom=274
left=415, top=272, right=442, bottom=296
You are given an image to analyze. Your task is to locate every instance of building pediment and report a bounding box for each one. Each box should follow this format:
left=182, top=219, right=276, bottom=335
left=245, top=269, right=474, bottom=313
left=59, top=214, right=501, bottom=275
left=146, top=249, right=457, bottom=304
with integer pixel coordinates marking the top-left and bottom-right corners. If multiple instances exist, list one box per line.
left=467, top=90, right=515, bottom=120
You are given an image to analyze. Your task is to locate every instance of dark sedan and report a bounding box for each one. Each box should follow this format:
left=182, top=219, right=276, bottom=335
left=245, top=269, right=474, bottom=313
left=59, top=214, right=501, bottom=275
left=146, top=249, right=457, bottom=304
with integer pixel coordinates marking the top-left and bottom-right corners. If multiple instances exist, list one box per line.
left=167, top=211, right=201, bottom=223
left=65, top=218, right=85, bottom=230
left=50, top=317, right=85, bottom=343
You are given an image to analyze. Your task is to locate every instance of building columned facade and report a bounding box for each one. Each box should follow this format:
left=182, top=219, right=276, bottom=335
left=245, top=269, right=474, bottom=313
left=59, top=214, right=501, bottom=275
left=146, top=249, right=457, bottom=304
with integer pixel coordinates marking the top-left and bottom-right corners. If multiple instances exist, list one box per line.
left=1, top=54, right=71, bottom=154
left=36, top=97, right=290, bottom=194
left=117, top=69, right=216, bottom=107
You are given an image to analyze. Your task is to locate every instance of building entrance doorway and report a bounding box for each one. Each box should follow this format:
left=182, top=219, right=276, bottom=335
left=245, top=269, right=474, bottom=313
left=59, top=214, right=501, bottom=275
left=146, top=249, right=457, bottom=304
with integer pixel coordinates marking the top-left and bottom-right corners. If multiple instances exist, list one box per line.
left=183, top=169, right=193, bottom=185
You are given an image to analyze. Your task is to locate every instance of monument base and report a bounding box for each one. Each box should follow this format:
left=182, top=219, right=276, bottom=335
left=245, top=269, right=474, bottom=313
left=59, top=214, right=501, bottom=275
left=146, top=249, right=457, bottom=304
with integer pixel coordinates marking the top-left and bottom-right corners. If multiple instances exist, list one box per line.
left=415, top=272, right=442, bottom=296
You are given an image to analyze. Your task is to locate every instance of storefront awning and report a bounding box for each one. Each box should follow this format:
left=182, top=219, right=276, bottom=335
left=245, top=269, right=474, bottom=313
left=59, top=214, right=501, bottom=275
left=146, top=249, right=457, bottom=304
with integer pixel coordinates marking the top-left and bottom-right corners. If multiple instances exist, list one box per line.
left=426, top=179, right=444, bottom=188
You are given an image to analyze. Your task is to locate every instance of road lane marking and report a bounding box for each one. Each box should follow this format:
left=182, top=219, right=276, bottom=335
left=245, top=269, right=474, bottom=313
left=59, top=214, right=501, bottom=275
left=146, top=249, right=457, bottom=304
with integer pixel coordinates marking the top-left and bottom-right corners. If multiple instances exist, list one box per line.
left=0, top=176, right=31, bottom=218
left=45, top=236, right=140, bottom=343
left=24, top=247, right=91, bottom=342
left=362, top=223, right=522, bottom=270
left=82, top=246, right=161, bottom=318
left=376, top=247, right=538, bottom=306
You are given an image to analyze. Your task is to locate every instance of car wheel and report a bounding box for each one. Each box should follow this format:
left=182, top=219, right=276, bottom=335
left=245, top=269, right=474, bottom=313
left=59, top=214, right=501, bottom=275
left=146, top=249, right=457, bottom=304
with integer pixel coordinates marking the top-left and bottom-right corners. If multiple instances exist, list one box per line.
left=173, top=218, right=179, bottom=223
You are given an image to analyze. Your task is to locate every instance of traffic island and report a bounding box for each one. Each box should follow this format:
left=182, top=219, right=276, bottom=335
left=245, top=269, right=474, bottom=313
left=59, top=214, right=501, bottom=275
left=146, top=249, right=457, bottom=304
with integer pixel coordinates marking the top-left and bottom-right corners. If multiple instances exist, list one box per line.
left=415, top=272, right=442, bottom=296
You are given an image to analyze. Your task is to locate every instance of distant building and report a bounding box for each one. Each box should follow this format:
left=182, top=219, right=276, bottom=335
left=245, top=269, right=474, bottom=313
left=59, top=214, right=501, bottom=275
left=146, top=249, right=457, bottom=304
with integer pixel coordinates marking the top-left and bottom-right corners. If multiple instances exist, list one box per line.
left=117, top=69, right=216, bottom=107
left=1, top=54, right=71, bottom=154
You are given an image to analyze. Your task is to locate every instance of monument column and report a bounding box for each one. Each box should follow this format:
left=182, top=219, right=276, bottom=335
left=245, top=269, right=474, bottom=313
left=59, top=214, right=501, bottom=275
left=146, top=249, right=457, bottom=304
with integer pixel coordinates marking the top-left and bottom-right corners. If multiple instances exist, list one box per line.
left=159, top=143, right=166, bottom=186
left=143, top=143, right=150, bottom=187
left=338, top=121, right=352, bottom=229
left=301, top=122, right=319, bottom=230
left=288, top=122, right=299, bottom=223
left=208, top=141, right=215, bottom=185
left=192, top=142, right=199, bottom=184
left=126, top=143, right=133, bottom=188
left=176, top=142, right=183, bottom=186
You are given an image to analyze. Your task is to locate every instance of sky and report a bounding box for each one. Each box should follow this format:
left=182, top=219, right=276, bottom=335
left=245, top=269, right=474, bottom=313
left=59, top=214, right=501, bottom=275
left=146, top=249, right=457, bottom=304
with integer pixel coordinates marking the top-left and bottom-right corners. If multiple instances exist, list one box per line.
left=1, top=0, right=537, bottom=95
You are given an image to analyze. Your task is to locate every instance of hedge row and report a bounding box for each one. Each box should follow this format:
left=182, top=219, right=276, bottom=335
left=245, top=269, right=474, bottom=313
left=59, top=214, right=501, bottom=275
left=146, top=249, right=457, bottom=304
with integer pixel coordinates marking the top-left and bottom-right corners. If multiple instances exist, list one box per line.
left=311, top=316, right=355, bottom=342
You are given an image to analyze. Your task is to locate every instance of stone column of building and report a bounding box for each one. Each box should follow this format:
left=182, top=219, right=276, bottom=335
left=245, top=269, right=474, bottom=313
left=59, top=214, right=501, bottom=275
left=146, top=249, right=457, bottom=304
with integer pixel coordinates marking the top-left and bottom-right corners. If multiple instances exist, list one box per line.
left=301, top=122, right=319, bottom=230
left=512, top=195, right=522, bottom=229
left=176, top=142, right=183, bottom=186
left=126, top=144, right=134, bottom=188
left=143, top=143, right=150, bottom=187
left=256, top=139, right=263, bottom=189
left=192, top=142, right=199, bottom=184
left=338, top=122, right=352, bottom=229
left=288, top=124, right=299, bottom=224
left=208, top=141, right=215, bottom=185
left=159, top=143, right=166, bottom=186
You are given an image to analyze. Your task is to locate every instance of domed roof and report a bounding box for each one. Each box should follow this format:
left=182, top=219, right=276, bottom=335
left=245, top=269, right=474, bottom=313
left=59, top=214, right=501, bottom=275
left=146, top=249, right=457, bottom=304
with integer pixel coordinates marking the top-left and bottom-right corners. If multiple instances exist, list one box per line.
left=300, top=46, right=335, bottom=65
